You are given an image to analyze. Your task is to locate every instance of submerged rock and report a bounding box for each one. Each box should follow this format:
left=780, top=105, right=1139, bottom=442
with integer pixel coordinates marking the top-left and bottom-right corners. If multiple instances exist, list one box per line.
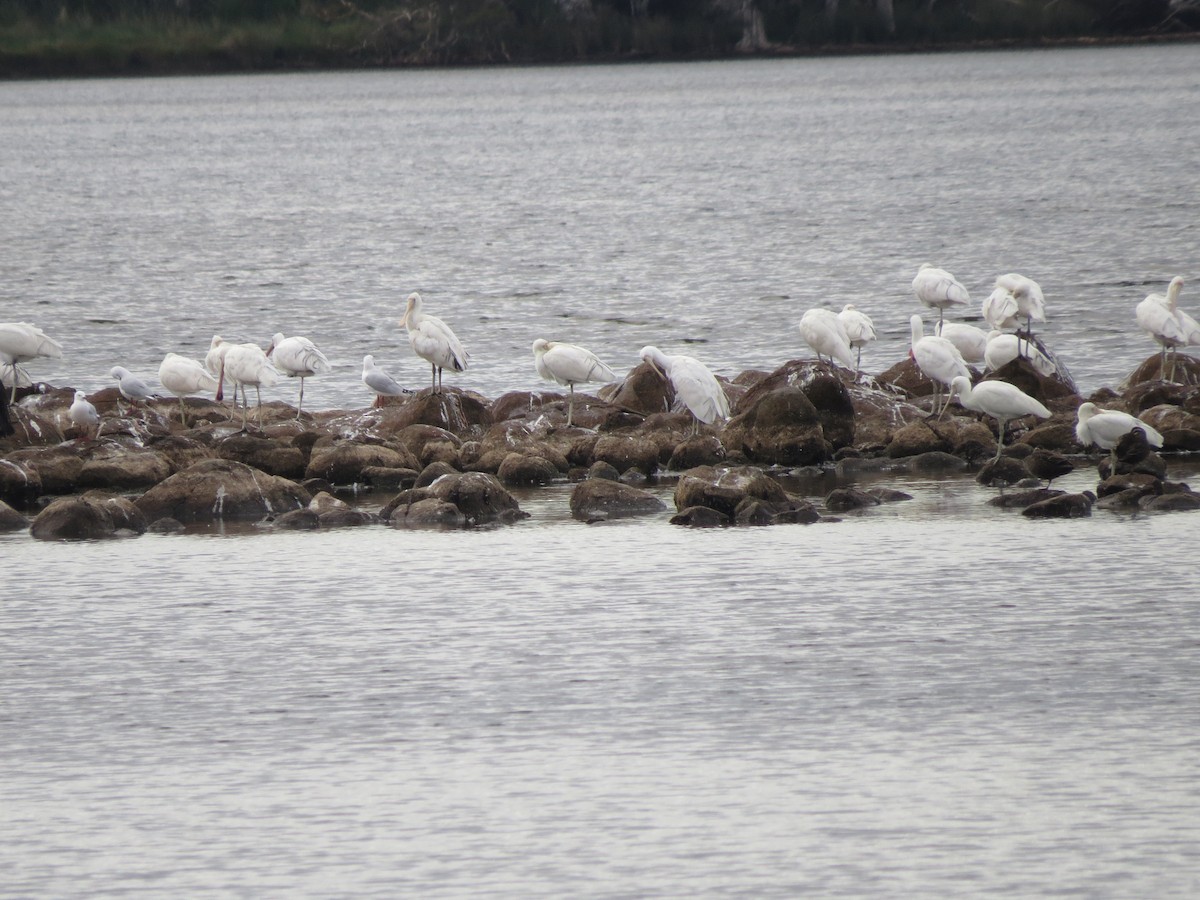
left=0, top=499, right=27, bottom=531
left=31, top=496, right=118, bottom=541
left=1022, top=491, right=1096, bottom=519
left=569, top=478, right=666, bottom=522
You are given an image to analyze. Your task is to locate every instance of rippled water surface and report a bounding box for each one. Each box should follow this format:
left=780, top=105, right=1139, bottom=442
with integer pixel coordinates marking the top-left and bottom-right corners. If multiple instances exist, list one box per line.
left=3, top=46, right=1200, bottom=897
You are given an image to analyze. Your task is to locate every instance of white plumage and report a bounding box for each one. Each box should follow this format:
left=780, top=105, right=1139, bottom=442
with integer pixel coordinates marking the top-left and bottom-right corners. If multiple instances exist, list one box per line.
left=947, top=376, right=1050, bottom=460
left=158, top=353, right=219, bottom=426
left=0, top=322, right=63, bottom=403
left=909, top=315, right=969, bottom=417
left=402, top=292, right=468, bottom=394
left=912, top=263, right=969, bottom=325
left=361, top=354, right=409, bottom=406
left=221, top=343, right=279, bottom=428
left=1075, top=401, right=1164, bottom=466
left=1136, top=276, right=1196, bottom=381
left=799, top=308, right=856, bottom=371
left=68, top=389, right=100, bottom=441
left=532, top=339, right=616, bottom=426
left=995, top=273, right=1046, bottom=328
left=205, top=335, right=232, bottom=403
left=640, top=345, right=730, bottom=435
left=934, top=320, right=988, bottom=364
left=109, top=365, right=156, bottom=414
left=837, top=304, right=877, bottom=373
left=269, top=332, right=331, bottom=418
left=984, top=331, right=1057, bottom=377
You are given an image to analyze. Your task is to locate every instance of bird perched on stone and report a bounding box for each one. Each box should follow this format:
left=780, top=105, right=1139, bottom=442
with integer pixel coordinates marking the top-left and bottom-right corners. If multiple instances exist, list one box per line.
left=1027, top=448, right=1074, bottom=487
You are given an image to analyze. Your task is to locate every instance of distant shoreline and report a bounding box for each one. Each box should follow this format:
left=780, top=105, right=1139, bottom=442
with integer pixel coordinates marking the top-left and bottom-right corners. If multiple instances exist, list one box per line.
left=3, top=29, right=1198, bottom=82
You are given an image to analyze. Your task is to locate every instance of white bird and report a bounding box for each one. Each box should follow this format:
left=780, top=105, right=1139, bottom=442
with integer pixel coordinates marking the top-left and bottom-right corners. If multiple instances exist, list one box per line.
left=532, top=339, right=616, bottom=427
left=837, top=304, right=877, bottom=374
left=1136, top=276, right=1193, bottom=382
left=361, top=354, right=409, bottom=407
left=221, top=343, right=279, bottom=429
left=1075, top=401, right=1165, bottom=468
left=205, top=335, right=232, bottom=404
left=909, top=315, right=969, bottom=417
left=799, top=308, right=856, bottom=371
left=640, top=345, right=730, bottom=436
left=268, top=332, right=332, bottom=418
left=68, top=389, right=100, bottom=441
left=0, top=322, right=63, bottom=403
left=935, top=320, right=988, bottom=365
left=158, top=353, right=219, bottom=427
left=401, top=292, right=468, bottom=394
left=984, top=273, right=1047, bottom=358
left=912, top=264, right=969, bottom=327
left=947, top=376, right=1050, bottom=460
left=985, top=331, right=1057, bottom=377
left=109, top=365, right=156, bottom=415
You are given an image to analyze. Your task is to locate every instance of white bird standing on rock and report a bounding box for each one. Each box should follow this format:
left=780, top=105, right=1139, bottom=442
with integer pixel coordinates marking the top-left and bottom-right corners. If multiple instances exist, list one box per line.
left=361, top=355, right=409, bottom=407
left=109, top=365, right=156, bottom=415
left=935, top=320, right=988, bottom=365
left=1136, top=276, right=1197, bottom=382
left=268, top=332, right=331, bottom=418
left=837, top=304, right=877, bottom=374
left=221, top=343, right=278, bottom=429
left=640, top=345, right=730, bottom=436
left=1075, top=401, right=1164, bottom=469
left=0, top=322, right=63, bottom=403
left=68, top=389, right=100, bottom=441
left=402, top=292, right=468, bottom=394
left=532, top=339, right=616, bottom=427
left=799, top=308, right=856, bottom=371
left=994, top=272, right=1046, bottom=343
left=912, top=264, right=969, bottom=327
left=909, top=315, right=969, bottom=418
left=984, top=331, right=1057, bottom=377
left=947, top=376, right=1050, bottom=460
left=205, top=335, right=232, bottom=404
left=158, top=353, right=219, bottom=427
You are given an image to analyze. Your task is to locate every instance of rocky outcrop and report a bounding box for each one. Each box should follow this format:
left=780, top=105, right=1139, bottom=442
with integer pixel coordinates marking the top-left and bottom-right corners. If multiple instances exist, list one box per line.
left=723, top=386, right=831, bottom=466
left=569, top=478, right=666, bottom=522
left=135, top=459, right=311, bottom=523
left=78, top=450, right=173, bottom=492
left=304, top=441, right=419, bottom=485
left=31, top=496, right=125, bottom=540
left=0, top=458, right=41, bottom=510
left=0, top=499, right=26, bottom=531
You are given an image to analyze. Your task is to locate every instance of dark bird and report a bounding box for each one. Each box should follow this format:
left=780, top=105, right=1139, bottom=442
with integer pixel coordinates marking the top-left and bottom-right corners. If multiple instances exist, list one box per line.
left=1027, top=448, right=1074, bottom=486
left=0, top=384, right=13, bottom=437
left=1115, top=426, right=1153, bottom=472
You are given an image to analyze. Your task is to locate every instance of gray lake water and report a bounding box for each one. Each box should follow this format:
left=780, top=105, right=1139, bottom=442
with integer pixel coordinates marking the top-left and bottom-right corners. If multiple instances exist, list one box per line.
left=3, top=46, right=1200, bottom=897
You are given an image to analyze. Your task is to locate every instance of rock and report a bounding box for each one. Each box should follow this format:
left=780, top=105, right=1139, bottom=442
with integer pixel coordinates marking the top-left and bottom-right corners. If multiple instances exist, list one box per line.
left=390, top=497, right=468, bottom=529
left=670, top=505, right=730, bottom=527
left=216, top=433, right=306, bottom=478
left=274, top=507, right=321, bottom=529
left=497, top=452, right=558, bottom=486
left=866, top=487, right=913, bottom=503
left=667, top=435, right=726, bottom=470
left=907, top=451, right=968, bottom=473
left=1018, top=422, right=1082, bottom=453
left=1096, top=473, right=1161, bottom=499
left=1022, top=491, right=1095, bottom=519
left=989, top=488, right=1065, bottom=508
left=147, top=516, right=186, bottom=533
left=824, top=488, right=880, bottom=512
left=5, top=447, right=83, bottom=494
left=607, top=362, right=674, bottom=417
left=318, top=508, right=378, bottom=527
left=587, top=460, right=620, bottom=481
left=569, top=478, right=666, bottom=522
left=135, top=459, right=311, bottom=523
left=305, top=441, right=419, bottom=485
left=78, top=451, right=173, bottom=492
left=390, top=424, right=463, bottom=464
left=1161, top=428, right=1200, bottom=452
left=1094, top=489, right=1145, bottom=511
left=308, top=491, right=348, bottom=512
left=1140, top=489, right=1200, bottom=512
left=425, top=472, right=527, bottom=525
left=673, top=466, right=788, bottom=517
left=723, top=386, right=831, bottom=466
left=85, top=492, right=148, bottom=533
left=0, top=458, right=42, bottom=510
left=378, top=390, right=493, bottom=437
left=31, top=496, right=117, bottom=540
left=0, top=499, right=27, bottom=531
left=887, top=420, right=948, bottom=458
left=735, top=496, right=821, bottom=525
left=984, top=356, right=1078, bottom=402
left=360, top=466, right=419, bottom=490
left=976, top=457, right=1030, bottom=487
left=414, top=461, right=459, bottom=488
left=592, top=434, right=660, bottom=476
left=148, top=434, right=216, bottom=472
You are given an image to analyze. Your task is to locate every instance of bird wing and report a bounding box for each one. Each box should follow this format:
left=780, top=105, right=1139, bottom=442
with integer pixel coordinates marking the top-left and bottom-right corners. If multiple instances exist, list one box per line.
left=913, top=268, right=969, bottom=306
left=670, top=356, right=730, bottom=423
left=982, top=287, right=1020, bottom=329
left=410, top=316, right=469, bottom=372
left=544, top=343, right=615, bottom=385
left=364, top=366, right=405, bottom=396
left=1137, top=296, right=1187, bottom=343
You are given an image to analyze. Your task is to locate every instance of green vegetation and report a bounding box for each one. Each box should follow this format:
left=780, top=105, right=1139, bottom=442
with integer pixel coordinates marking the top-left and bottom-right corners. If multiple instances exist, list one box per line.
left=1, top=0, right=1196, bottom=78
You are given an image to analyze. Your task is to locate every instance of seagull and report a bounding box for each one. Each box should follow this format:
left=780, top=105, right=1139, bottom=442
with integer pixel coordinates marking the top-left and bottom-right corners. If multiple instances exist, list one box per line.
left=268, top=332, right=332, bottom=418
left=361, top=354, right=409, bottom=407
left=532, top=339, right=616, bottom=427
left=0, top=322, right=63, bottom=403
left=221, top=343, right=279, bottom=429
left=158, top=353, right=219, bottom=427
left=1075, top=401, right=1165, bottom=470
left=946, top=376, right=1050, bottom=461
left=909, top=315, right=969, bottom=418
left=68, top=389, right=101, bottom=441
left=109, top=366, right=156, bottom=415
left=401, top=292, right=468, bottom=394
left=912, top=264, right=969, bottom=327
left=984, top=331, right=1057, bottom=377
left=640, top=345, right=730, bottom=436
left=1136, top=276, right=1196, bottom=382
left=837, top=304, right=877, bottom=374
left=934, top=320, right=988, bottom=365
left=799, top=308, right=856, bottom=371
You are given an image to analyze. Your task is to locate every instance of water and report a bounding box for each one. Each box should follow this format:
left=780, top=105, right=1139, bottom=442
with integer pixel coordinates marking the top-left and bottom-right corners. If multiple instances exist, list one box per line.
left=4, top=47, right=1200, bottom=897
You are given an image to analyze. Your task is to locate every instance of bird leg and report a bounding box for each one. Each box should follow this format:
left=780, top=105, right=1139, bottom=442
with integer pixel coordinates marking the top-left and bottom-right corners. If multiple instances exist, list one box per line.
left=256, top=385, right=264, bottom=428
left=178, top=397, right=189, bottom=428
left=993, top=418, right=1008, bottom=461
left=296, top=377, right=305, bottom=419
left=855, top=346, right=863, bottom=375
left=566, top=383, right=575, bottom=428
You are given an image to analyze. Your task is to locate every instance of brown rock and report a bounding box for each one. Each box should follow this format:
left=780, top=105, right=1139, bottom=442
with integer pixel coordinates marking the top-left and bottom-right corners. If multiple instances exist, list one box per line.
left=390, top=497, right=468, bottom=529
left=216, top=433, right=306, bottom=478
left=0, top=499, right=26, bottom=531
left=0, top=458, right=42, bottom=510
left=887, top=420, right=948, bottom=458
left=670, top=506, right=730, bottom=527
left=497, top=452, right=559, bottom=486
left=305, top=441, right=419, bottom=484
left=78, top=451, right=173, bottom=492
left=135, top=459, right=311, bottom=523
left=425, top=472, right=527, bottom=525
left=569, top=478, right=666, bottom=522
left=593, top=434, right=660, bottom=476
left=31, top=496, right=116, bottom=541
left=723, top=386, right=830, bottom=466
